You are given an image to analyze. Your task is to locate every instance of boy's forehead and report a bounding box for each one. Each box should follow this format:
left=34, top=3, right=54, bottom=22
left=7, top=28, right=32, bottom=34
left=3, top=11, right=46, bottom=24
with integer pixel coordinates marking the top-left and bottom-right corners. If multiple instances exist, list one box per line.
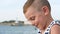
left=25, top=10, right=37, bottom=18
left=25, top=7, right=36, bottom=15
left=25, top=10, right=35, bottom=18
left=25, top=6, right=40, bottom=18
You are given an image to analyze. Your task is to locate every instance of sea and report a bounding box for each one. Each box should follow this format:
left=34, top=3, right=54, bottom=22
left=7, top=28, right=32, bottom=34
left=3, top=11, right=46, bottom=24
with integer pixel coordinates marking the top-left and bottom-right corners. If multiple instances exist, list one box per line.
left=0, top=25, right=38, bottom=34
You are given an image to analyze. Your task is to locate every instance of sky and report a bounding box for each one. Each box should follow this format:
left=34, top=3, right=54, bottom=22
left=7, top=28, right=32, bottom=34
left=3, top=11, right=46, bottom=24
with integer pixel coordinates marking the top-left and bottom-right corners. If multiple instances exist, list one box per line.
left=0, top=0, right=60, bottom=22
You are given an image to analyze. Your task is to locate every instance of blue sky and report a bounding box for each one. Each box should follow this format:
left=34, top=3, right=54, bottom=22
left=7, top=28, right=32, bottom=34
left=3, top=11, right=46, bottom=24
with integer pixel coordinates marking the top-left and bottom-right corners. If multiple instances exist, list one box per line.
left=0, top=0, right=60, bottom=22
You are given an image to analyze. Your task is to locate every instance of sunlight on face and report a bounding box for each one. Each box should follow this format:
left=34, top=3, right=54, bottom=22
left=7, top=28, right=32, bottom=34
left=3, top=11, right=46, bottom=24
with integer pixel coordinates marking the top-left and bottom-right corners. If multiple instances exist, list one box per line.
left=25, top=6, right=47, bottom=29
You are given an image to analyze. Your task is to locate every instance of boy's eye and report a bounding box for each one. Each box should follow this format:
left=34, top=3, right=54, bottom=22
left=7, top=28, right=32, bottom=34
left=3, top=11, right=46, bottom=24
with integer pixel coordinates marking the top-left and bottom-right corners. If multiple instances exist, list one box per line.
left=29, top=16, right=35, bottom=21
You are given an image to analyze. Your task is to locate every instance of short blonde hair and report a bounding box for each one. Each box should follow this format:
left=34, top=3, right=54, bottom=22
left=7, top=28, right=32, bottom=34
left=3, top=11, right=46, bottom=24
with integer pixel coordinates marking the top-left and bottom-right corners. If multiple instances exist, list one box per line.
left=23, top=0, right=51, bottom=14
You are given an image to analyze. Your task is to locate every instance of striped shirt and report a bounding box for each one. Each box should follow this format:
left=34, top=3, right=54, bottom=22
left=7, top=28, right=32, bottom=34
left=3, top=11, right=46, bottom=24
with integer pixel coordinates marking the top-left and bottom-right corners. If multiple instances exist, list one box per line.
left=38, top=20, right=60, bottom=34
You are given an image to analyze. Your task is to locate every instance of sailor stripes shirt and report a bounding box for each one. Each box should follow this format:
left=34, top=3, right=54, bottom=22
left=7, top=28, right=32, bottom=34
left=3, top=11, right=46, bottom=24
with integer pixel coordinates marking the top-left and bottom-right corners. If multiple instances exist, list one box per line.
left=38, top=20, right=60, bottom=34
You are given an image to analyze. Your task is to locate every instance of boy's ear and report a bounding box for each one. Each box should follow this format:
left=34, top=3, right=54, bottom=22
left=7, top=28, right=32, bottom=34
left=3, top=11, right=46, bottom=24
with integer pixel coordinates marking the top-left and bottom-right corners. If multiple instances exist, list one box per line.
left=42, top=6, right=49, bottom=15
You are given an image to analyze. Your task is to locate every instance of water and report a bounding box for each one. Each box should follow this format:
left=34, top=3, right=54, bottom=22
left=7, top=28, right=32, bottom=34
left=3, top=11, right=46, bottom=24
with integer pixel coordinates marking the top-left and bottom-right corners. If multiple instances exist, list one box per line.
left=0, top=25, right=38, bottom=34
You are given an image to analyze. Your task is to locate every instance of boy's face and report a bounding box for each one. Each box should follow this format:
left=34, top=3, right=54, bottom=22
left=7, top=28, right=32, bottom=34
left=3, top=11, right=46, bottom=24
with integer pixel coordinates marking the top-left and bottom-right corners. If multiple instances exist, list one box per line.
left=25, top=6, right=47, bottom=30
